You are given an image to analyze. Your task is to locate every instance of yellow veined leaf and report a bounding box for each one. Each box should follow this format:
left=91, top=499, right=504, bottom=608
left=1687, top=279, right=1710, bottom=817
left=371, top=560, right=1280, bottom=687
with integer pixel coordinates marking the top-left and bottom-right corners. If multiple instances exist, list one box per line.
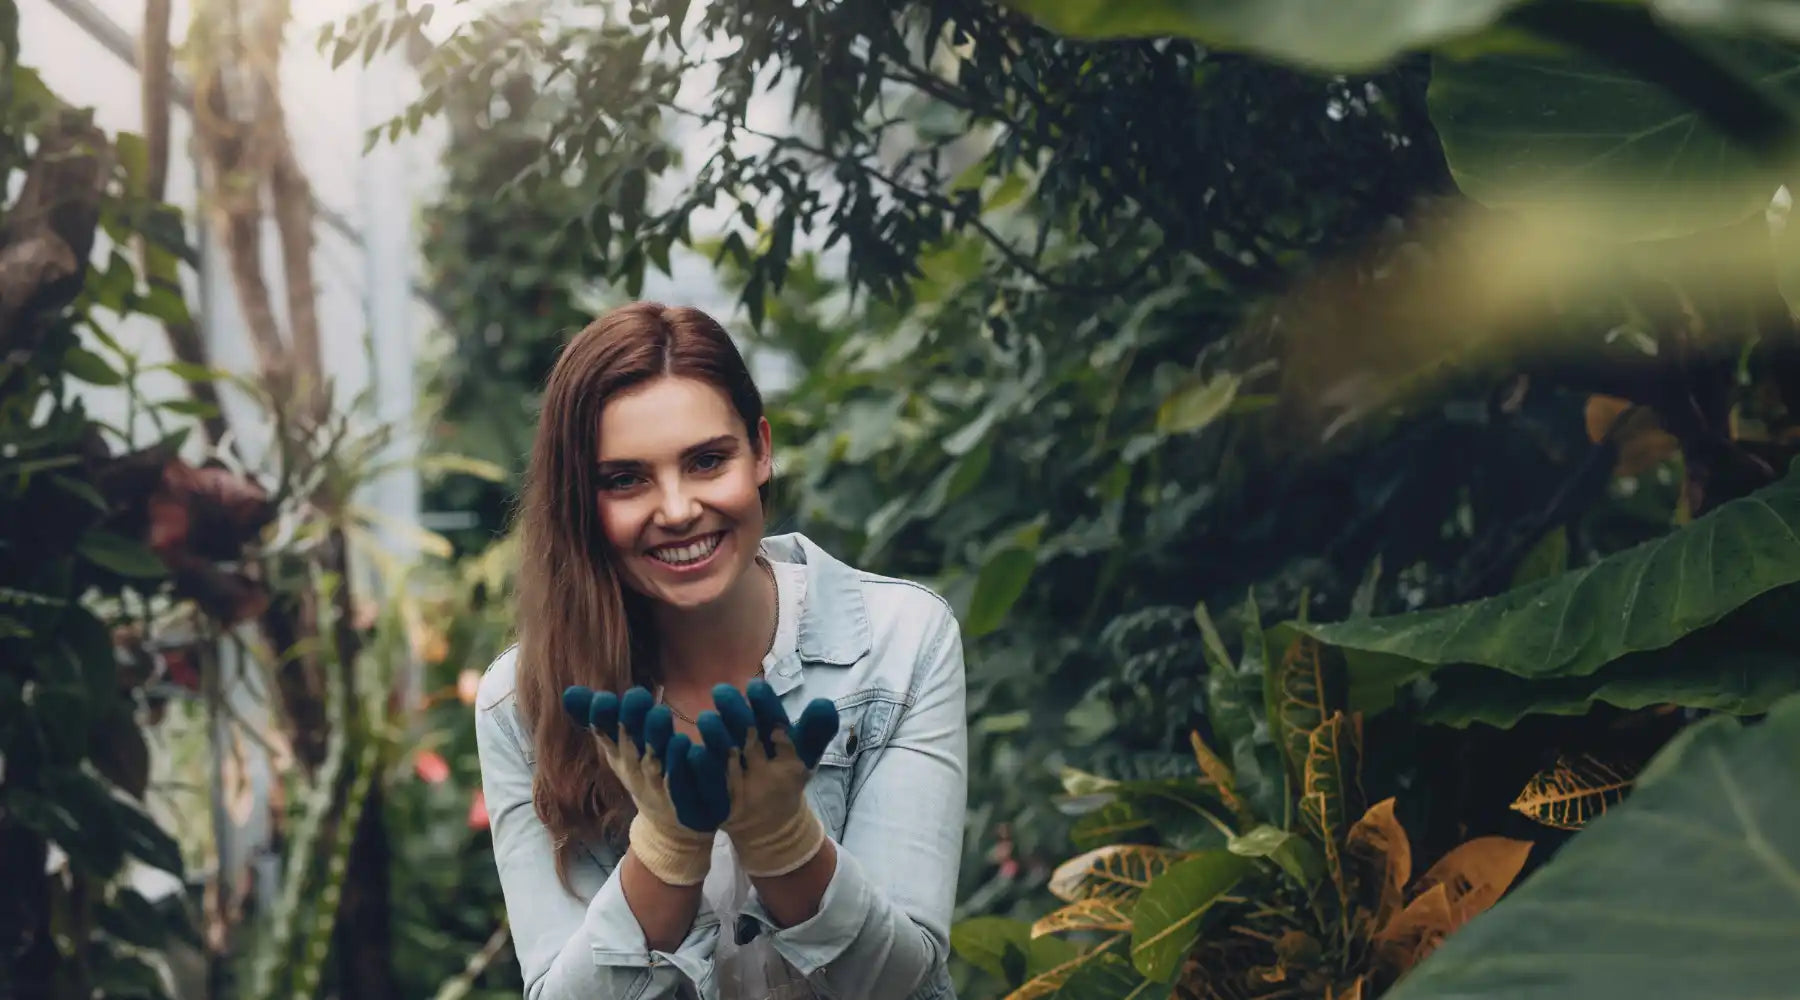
left=1048, top=845, right=1192, bottom=903
left=1412, top=835, right=1532, bottom=929
left=1510, top=752, right=1636, bottom=830
left=1001, top=934, right=1125, bottom=1000
left=1345, top=797, right=1412, bottom=928
left=1189, top=730, right=1252, bottom=826
left=1032, top=898, right=1133, bottom=937
left=1328, top=975, right=1368, bottom=1000
left=1276, top=635, right=1348, bottom=774
left=1299, top=711, right=1366, bottom=901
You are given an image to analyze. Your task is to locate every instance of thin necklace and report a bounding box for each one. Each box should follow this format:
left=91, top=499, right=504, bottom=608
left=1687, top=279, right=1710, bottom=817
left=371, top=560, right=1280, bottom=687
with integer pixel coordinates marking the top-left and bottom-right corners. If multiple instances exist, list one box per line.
left=657, top=555, right=779, bottom=724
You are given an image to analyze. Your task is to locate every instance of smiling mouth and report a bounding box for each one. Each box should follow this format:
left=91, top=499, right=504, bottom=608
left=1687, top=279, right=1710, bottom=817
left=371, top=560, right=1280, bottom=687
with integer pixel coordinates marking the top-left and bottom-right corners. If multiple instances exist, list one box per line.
left=647, top=531, right=727, bottom=567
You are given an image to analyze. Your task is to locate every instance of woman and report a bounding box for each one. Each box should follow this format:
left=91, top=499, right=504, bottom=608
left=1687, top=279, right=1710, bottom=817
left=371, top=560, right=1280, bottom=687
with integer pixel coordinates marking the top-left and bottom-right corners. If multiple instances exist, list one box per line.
left=474, top=302, right=969, bottom=1000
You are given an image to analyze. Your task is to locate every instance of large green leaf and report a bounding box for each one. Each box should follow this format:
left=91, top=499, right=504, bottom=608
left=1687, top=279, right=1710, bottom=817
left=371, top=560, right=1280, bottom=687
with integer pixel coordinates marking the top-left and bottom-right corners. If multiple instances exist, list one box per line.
left=1299, top=462, right=1800, bottom=711
left=1129, top=851, right=1254, bottom=981
left=1653, top=0, right=1800, bottom=45
left=1417, top=591, right=1800, bottom=727
left=1429, top=34, right=1800, bottom=240
left=998, top=0, right=1529, bottom=72
left=1384, top=692, right=1800, bottom=999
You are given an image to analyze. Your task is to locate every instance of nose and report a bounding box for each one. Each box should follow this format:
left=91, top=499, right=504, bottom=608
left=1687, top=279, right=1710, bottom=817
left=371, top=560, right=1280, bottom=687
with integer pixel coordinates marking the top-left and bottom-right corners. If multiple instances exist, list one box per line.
left=653, top=480, right=701, bottom=529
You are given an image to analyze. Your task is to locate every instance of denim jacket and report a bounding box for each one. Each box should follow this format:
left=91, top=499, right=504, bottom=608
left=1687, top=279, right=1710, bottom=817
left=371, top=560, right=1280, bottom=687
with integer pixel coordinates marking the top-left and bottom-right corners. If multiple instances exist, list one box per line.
left=475, top=532, right=968, bottom=1000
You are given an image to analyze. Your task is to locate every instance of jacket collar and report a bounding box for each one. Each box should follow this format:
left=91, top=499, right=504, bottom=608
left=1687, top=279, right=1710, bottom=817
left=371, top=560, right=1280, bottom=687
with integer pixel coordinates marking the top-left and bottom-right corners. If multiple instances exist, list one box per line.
left=758, top=532, right=870, bottom=694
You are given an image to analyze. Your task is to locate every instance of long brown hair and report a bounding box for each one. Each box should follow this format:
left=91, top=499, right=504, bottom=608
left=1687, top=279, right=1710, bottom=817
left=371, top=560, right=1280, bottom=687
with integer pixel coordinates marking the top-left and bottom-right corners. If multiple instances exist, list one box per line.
left=512, top=301, right=767, bottom=887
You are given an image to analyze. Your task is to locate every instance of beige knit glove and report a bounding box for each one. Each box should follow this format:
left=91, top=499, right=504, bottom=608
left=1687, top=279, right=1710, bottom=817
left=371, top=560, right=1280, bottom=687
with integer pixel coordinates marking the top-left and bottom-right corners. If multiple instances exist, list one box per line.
left=697, top=681, right=840, bottom=878
left=565, top=685, right=715, bottom=887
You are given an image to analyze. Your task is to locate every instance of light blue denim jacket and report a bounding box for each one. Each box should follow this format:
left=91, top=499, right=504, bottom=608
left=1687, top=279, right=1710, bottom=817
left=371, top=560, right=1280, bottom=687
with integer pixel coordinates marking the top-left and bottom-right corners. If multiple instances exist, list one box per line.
left=475, top=532, right=968, bottom=1000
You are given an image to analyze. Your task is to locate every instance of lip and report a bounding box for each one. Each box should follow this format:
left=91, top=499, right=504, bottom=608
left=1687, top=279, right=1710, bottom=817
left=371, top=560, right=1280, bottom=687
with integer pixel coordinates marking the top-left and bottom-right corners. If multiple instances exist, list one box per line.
left=644, top=530, right=729, bottom=577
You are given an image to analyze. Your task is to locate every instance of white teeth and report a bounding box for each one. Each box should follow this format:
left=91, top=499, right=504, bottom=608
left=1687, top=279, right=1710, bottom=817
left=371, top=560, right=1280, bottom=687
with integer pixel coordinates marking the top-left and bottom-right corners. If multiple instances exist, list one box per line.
left=650, top=533, right=721, bottom=566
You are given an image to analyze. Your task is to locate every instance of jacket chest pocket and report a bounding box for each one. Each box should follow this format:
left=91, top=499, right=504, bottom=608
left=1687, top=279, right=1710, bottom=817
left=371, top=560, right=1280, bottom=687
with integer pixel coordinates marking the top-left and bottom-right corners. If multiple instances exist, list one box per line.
left=803, top=693, right=901, bottom=839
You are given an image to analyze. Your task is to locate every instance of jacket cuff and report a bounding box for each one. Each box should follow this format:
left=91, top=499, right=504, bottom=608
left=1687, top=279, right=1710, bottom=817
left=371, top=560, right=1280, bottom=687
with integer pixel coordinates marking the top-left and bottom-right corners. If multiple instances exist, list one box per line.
left=738, top=842, right=873, bottom=976
left=586, top=872, right=722, bottom=996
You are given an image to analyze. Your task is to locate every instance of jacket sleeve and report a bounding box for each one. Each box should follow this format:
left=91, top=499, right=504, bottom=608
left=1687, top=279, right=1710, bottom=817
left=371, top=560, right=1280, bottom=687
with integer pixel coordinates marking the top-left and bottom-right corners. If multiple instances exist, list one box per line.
left=474, top=663, right=722, bottom=999
left=740, top=606, right=969, bottom=999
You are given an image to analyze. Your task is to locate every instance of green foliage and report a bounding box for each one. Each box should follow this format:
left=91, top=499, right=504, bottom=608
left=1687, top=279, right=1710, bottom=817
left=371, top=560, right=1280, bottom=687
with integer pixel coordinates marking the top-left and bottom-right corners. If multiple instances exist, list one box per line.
left=1, top=20, right=204, bottom=995
left=411, top=40, right=619, bottom=552
left=1297, top=462, right=1800, bottom=725
left=363, top=0, right=1800, bottom=996
left=955, top=607, right=1531, bottom=998
left=1385, top=692, right=1800, bottom=1000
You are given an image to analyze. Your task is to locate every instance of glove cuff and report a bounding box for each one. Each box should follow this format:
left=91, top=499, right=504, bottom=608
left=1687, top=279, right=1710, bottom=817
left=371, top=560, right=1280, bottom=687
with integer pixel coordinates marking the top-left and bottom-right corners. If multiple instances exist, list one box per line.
left=730, top=802, right=827, bottom=878
left=628, top=812, right=716, bottom=887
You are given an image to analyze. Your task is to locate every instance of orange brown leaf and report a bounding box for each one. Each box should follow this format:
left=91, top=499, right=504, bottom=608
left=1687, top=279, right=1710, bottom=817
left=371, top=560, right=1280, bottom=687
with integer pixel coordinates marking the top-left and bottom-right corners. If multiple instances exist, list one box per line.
left=1346, top=797, right=1411, bottom=927
left=1190, top=730, right=1251, bottom=825
left=1583, top=394, right=1679, bottom=476
left=1414, top=835, right=1532, bottom=929
left=1371, top=882, right=1453, bottom=973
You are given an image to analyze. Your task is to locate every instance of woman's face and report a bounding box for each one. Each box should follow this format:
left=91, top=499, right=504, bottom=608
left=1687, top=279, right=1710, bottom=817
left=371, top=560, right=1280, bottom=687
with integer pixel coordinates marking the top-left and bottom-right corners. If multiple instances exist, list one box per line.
left=594, top=375, right=771, bottom=611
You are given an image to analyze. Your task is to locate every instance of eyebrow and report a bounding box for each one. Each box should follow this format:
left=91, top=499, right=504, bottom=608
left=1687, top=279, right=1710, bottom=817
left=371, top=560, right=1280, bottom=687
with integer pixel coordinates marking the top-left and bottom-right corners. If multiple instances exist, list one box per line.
left=597, top=434, right=739, bottom=470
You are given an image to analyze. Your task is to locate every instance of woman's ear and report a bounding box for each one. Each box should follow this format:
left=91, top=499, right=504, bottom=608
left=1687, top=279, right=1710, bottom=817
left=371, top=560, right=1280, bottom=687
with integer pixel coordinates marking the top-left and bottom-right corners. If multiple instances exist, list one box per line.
left=754, top=416, right=773, bottom=485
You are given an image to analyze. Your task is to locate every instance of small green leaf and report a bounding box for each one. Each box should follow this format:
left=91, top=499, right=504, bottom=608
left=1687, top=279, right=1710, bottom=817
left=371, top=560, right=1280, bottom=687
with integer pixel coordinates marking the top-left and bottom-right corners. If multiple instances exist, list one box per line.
left=965, top=545, right=1037, bottom=638
left=949, top=916, right=1073, bottom=984
left=1130, top=851, right=1254, bottom=981
left=64, top=346, right=125, bottom=386
left=112, top=794, right=183, bottom=876
left=1155, top=373, right=1239, bottom=435
left=157, top=398, right=219, bottom=418
left=76, top=531, right=167, bottom=578
left=154, top=361, right=225, bottom=382
left=1511, top=525, right=1568, bottom=587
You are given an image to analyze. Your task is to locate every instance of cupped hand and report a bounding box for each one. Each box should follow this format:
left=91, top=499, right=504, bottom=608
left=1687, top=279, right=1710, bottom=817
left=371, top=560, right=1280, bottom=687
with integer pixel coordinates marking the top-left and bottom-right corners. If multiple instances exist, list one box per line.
left=560, top=684, right=725, bottom=884
left=689, top=680, right=839, bottom=877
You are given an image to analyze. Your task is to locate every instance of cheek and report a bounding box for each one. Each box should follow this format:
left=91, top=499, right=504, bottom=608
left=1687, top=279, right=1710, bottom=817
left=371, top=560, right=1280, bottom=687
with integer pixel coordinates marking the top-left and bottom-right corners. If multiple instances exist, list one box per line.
left=596, top=496, right=642, bottom=552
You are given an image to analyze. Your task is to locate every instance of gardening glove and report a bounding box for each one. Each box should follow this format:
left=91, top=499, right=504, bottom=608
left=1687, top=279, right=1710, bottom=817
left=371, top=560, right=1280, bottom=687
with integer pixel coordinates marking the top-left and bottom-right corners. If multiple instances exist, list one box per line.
left=561, top=685, right=725, bottom=886
left=692, top=680, right=839, bottom=878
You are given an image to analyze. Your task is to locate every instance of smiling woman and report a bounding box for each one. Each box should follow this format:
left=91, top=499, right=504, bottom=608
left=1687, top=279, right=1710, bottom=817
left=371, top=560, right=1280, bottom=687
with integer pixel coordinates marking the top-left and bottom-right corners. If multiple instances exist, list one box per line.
left=474, top=302, right=970, bottom=1000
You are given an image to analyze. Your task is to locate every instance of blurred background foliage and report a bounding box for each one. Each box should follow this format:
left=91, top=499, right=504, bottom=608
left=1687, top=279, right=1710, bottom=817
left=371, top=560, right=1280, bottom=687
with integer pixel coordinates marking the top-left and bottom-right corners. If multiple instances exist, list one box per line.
left=11, top=0, right=1800, bottom=997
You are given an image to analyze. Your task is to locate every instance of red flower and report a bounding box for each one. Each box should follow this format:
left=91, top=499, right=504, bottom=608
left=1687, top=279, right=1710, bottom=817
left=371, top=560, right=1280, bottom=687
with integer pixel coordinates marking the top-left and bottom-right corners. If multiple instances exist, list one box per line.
left=468, top=789, right=489, bottom=831
left=414, top=749, right=451, bottom=785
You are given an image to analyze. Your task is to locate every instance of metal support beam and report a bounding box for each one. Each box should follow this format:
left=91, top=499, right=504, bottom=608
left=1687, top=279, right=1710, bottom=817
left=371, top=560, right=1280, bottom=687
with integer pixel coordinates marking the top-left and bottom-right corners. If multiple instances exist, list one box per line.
left=41, top=0, right=446, bottom=318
